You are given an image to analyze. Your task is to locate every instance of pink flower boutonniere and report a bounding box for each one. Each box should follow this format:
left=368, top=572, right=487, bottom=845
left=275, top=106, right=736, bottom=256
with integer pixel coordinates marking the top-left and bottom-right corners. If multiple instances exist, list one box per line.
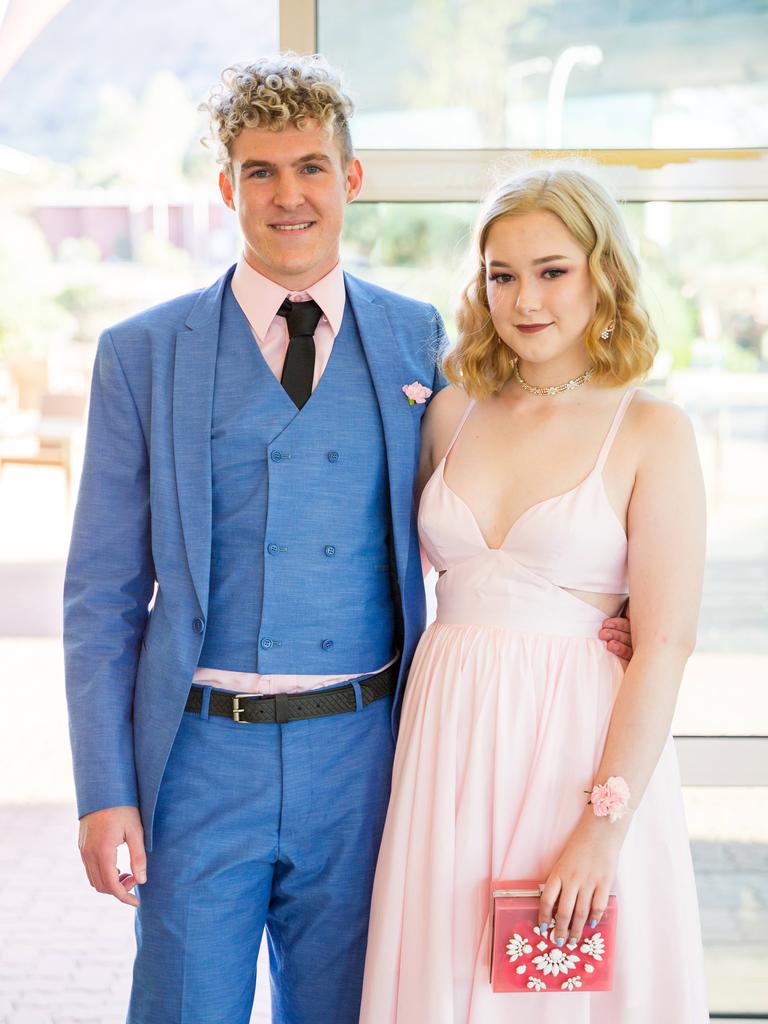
left=402, top=381, right=433, bottom=406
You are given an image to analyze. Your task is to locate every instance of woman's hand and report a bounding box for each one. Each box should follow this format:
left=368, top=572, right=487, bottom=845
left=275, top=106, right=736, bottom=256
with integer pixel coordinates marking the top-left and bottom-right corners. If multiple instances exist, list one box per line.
left=537, top=808, right=628, bottom=947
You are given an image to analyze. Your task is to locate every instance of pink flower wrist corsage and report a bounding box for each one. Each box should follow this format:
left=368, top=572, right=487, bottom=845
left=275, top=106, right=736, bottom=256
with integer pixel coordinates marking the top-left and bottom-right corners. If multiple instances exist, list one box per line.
left=586, top=776, right=631, bottom=824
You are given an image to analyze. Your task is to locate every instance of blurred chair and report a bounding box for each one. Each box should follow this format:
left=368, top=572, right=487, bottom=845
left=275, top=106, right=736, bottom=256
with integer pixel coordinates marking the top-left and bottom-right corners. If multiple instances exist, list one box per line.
left=0, top=391, right=86, bottom=492
left=5, top=357, right=49, bottom=410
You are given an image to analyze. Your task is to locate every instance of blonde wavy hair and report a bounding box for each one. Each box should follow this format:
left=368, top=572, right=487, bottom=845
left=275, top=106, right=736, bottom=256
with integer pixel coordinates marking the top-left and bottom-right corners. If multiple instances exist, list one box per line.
left=202, top=53, right=355, bottom=175
left=445, top=163, right=659, bottom=398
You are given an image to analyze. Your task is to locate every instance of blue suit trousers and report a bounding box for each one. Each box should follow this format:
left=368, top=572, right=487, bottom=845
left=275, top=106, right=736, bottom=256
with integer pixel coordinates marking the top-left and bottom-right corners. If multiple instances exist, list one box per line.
left=127, top=684, right=395, bottom=1024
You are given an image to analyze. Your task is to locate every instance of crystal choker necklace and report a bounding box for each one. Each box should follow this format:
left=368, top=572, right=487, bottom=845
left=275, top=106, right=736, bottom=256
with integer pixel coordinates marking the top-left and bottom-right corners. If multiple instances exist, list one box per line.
left=513, top=359, right=594, bottom=397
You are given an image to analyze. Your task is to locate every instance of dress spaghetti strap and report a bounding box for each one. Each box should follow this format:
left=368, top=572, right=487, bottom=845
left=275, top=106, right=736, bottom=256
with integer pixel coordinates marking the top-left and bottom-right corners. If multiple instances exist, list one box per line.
left=594, top=387, right=638, bottom=473
left=442, top=398, right=476, bottom=461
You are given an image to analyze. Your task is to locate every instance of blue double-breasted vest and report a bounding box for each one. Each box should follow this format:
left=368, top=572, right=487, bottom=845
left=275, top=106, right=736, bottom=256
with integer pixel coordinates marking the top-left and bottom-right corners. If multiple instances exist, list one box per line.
left=199, top=284, right=396, bottom=673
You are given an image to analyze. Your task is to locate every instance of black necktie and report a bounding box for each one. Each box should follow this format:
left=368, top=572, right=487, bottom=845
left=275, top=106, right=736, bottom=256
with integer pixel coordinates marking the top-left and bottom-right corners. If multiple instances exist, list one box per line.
left=277, top=297, right=323, bottom=409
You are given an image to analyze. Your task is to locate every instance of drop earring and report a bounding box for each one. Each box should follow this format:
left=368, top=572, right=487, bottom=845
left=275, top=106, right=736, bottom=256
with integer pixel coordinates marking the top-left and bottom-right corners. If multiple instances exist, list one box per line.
left=600, top=320, right=615, bottom=341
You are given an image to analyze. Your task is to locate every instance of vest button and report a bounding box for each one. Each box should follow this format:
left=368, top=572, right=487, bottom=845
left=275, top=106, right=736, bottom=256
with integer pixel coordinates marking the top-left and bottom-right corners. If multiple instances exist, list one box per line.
left=260, top=637, right=274, bottom=650
left=324, top=545, right=336, bottom=557
left=327, top=450, right=339, bottom=463
left=321, top=639, right=334, bottom=651
left=270, top=450, right=282, bottom=463
left=267, top=543, right=279, bottom=555
left=192, top=617, right=205, bottom=634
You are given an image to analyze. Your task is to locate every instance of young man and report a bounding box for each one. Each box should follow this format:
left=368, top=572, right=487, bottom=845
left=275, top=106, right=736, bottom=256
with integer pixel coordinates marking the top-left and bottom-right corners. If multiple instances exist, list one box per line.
left=65, top=54, right=632, bottom=1024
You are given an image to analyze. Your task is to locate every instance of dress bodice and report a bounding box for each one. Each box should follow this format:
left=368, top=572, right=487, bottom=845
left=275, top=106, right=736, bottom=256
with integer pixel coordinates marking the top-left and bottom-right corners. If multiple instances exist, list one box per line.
left=418, top=389, right=636, bottom=637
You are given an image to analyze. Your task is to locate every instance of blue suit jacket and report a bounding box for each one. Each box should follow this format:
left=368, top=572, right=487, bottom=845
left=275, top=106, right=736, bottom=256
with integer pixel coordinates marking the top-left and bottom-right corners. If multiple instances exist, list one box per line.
left=64, top=267, right=446, bottom=847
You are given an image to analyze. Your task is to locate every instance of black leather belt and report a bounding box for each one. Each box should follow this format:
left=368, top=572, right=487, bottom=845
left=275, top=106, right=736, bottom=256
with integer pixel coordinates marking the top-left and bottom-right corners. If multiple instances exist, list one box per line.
left=185, top=663, right=397, bottom=725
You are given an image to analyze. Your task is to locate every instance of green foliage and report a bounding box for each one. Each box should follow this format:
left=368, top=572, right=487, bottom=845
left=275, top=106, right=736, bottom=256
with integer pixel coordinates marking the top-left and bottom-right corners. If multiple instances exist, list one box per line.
left=0, top=214, right=74, bottom=358
left=404, top=0, right=551, bottom=142
left=721, top=339, right=760, bottom=373
left=640, top=259, right=698, bottom=369
left=344, top=203, right=474, bottom=268
left=134, top=233, right=191, bottom=270
left=77, top=73, right=199, bottom=189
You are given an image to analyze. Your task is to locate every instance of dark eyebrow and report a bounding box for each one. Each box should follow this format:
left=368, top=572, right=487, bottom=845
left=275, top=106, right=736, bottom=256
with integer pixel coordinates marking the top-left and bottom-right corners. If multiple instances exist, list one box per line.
left=487, top=255, right=570, bottom=269
left=240, top=153, right=332, bottom=171
left=295, top=153, right=332, bottom=165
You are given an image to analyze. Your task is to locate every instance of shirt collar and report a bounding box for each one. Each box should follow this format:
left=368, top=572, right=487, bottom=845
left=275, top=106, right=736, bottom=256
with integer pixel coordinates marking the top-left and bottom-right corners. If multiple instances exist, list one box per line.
left=231, top=254, right=346, bottom=340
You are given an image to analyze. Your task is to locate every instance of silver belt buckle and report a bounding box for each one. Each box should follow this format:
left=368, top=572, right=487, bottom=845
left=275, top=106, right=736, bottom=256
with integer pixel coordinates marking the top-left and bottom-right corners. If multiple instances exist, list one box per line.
left=231, top=692, right=265, bottom=724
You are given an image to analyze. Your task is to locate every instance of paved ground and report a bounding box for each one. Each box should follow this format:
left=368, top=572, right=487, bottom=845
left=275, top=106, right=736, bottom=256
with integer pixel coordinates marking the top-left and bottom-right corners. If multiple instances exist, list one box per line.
left=0, top=802, right=765, bottom=1021
left=0, top=804, right=270, bottom=1024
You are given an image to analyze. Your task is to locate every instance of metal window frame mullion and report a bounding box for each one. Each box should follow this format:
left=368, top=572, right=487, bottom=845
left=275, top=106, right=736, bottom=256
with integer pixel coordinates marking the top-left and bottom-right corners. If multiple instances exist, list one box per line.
left=279, top=0, right=317, bottom=53
left=356, top=148, right=768, bottom=203
left=675, top=736, right=768, bottom=787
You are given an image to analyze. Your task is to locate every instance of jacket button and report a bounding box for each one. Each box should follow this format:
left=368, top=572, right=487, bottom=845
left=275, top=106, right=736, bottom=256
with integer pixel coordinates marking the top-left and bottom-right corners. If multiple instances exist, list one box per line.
left=324, top=545, right=336, bottom=557
left=192, top=617, right=204, bottom=634
left=267, top=543, right=279, bottom=555
left=321, top=639, right=334, bottom=651
left=260, top=637, right=273, bottom=650
left=327, top=451, right=339, bottom=463
left=270, top=450, right=282, bottom=462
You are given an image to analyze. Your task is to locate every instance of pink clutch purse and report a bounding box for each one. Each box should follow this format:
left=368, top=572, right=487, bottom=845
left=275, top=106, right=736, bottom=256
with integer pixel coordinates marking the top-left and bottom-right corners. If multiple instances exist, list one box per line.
left=490, top=880, right=617, bottom=993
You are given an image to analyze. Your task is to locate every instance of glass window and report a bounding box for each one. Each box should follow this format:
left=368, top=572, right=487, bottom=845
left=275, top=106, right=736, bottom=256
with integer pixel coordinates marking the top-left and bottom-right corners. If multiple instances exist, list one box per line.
left=343, top=200, right=768, bottom=738
left=686, top=786, right=768, bottom=1015
left=320, top=0, right=768, bottom=149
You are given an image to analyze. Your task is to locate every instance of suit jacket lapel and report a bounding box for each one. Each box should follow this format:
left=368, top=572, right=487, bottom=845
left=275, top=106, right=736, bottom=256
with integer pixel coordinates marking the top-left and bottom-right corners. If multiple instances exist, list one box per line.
left=172, top=268, right=231, bottom=611
left=345, top=274, right=415, bottom=582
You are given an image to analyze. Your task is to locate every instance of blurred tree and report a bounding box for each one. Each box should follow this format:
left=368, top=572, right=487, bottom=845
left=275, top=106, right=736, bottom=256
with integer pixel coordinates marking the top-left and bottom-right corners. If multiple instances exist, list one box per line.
left=77, top=72, right=198, bottom=188
left=404, top=0, right=549, bottom=143
left=135, top=232, right=192, bottom=270
left=0, top=212, right=74, bottom=358
left=344, top=203, right=473, bottom=268
left=640, top=259, right=698, bottom=370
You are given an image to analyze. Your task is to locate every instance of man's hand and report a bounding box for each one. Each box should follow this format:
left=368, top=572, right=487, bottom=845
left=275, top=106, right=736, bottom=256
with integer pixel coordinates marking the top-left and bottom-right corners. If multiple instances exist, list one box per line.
left=599, top=600, right=632, bottom=668
left=78, top=805, right=146, bottom=908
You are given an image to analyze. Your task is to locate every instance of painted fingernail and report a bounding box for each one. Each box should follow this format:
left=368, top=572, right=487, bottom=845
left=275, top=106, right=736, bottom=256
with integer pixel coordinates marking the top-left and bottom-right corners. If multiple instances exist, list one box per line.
left=590, top=918, right=598, bottom=928
left=539, top=922, right=548, bottom=934
left=556, top=937, right=565, bottom=947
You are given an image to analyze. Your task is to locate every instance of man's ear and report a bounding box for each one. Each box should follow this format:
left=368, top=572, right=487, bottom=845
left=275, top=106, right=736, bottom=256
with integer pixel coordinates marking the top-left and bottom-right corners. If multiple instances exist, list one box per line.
left=345, top=157, right=363, bottom=203
left=219, top=170, right=236, bottom=210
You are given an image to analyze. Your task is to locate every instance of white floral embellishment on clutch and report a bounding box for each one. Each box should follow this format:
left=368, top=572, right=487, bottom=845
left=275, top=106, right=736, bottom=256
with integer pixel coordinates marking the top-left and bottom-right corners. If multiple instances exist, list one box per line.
left=505, top=933, right=533, bottom=962
left=580, top=933, right=605, bottom=960
left=532, top=948, right=581, bottom=977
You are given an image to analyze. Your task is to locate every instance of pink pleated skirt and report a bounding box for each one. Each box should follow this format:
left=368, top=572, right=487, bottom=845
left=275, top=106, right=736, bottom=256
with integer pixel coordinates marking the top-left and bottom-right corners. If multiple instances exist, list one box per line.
left=360, top=620, right=709, bottom=1023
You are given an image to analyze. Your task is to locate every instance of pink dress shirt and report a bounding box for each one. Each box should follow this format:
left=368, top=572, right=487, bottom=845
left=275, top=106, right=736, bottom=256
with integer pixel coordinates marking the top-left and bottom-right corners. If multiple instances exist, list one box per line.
left=193, top=255, right=394, bottom=695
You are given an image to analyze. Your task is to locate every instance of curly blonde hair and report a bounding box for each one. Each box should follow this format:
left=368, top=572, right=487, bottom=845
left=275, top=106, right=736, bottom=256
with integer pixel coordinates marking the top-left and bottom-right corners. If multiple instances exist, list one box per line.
left=445, top=163, right=659, bottom=398
left=202, top=53, right=355, bottom=175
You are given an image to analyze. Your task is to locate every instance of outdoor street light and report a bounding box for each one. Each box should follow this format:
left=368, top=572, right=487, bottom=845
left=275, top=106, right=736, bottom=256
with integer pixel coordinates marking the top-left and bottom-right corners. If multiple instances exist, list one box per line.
left=545, top=44, right=603, bottom=148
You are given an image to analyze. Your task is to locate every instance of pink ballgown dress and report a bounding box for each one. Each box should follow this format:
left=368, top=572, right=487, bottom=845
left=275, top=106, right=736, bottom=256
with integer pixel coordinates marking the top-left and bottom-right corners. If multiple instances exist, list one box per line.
left=360, top=388, right=708, bottom=1023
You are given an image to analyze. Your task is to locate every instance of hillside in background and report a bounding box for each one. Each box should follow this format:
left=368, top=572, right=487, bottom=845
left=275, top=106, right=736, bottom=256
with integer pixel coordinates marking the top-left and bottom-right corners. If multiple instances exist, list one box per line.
left=0, top=0, right=277, bottom=161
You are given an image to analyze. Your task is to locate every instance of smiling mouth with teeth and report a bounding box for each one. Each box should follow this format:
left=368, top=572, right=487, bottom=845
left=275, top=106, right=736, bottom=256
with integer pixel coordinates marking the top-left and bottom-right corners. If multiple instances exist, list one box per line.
left=272, top=222, right=314, bottom=231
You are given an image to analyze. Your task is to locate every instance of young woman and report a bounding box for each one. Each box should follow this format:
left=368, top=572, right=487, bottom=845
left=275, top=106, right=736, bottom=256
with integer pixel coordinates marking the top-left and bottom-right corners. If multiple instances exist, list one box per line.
left=360, top=165, right=708, bottom=1022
